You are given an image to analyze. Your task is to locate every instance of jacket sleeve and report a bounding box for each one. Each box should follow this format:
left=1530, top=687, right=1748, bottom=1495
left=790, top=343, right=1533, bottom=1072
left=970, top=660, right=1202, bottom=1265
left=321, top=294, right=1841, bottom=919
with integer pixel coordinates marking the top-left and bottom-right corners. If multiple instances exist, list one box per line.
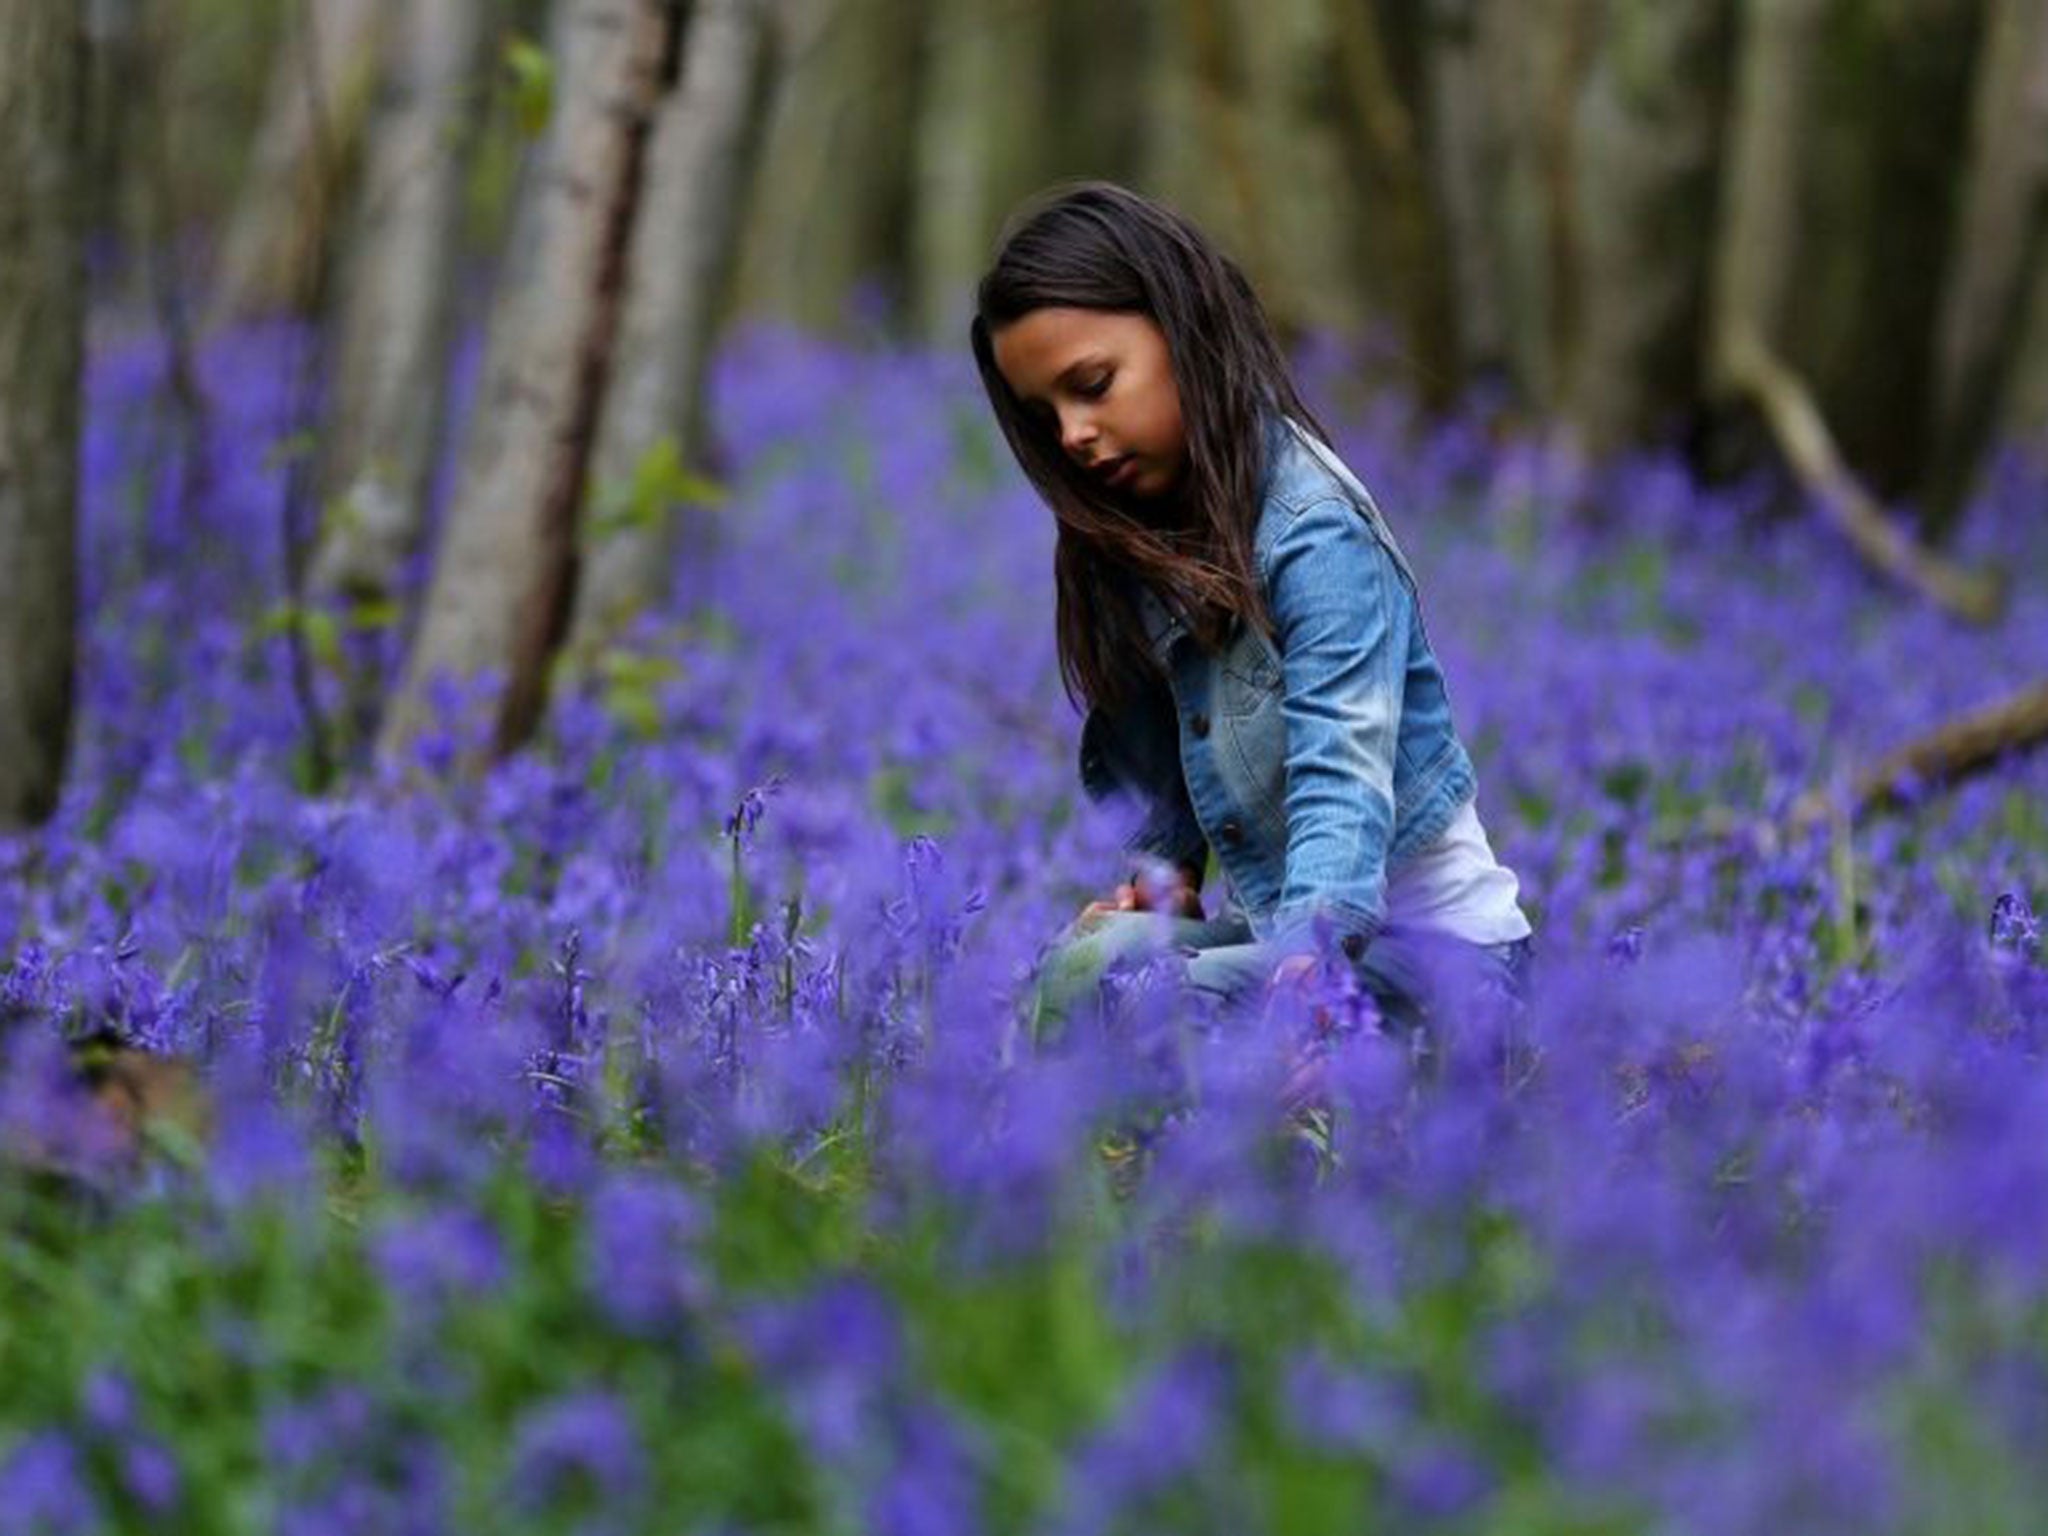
left=1078, top=681, right=1208, bottom=874
left=1265, top=493, right=1411, bottom=956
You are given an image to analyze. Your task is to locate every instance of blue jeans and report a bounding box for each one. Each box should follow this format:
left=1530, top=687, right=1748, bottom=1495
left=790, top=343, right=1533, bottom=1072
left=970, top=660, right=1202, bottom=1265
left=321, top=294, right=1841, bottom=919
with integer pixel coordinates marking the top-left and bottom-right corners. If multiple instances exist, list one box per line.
left=1023, top=902, right=1532, bottom=1053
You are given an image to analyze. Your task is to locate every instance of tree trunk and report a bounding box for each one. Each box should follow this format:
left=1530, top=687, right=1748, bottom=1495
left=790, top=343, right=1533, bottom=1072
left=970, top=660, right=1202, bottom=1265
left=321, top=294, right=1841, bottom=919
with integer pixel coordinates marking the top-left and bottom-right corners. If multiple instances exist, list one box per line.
left=1223, top=0, right=1365, bottom=339
left=0, top=3, right=87, bottom=829
left=1417, top=0, right=1510, bottom=382
left=909, top=0, right=1050, bottom=341
left=565, top=0, right=777, bottom=662
left=1041, top=0, right=1151, bottom=187
left=1707, top=0, right=1825, bottom=391
left=309, top=0, right=489, bottom=623
left=2004, top=233, right=2048, bottom=451
left=1923, top=0, right=2048, bottom=531
left=1563, top=0, right=1734, bottom=456
left=379, top=0, right=681, bottom=769
left=206, top=0, right=386, bottom=326
left=729, top=0, right=923, bottom=331
left=1327, top=0, right=1458, bottom=408
left=1783, top=0, right=1983, bottom=500
left=1710, top=0, right=2004, bottom=623
left=1475, top=0, right=1597, bottom=411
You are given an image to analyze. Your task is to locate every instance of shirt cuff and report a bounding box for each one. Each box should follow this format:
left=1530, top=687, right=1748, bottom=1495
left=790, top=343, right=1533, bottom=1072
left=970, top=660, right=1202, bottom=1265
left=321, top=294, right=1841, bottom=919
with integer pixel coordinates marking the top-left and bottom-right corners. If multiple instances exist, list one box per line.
left=1269, top=898, right=1382, bottom=962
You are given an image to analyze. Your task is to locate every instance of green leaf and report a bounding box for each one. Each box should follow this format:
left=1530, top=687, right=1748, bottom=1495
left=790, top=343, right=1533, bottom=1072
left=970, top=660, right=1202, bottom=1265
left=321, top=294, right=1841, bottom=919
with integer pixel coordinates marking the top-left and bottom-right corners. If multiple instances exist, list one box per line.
left=586, top=437, right=727, bottom=545
left=262, top=429, right=317, bottom=472
left=503, top=34, right=555, bottom=139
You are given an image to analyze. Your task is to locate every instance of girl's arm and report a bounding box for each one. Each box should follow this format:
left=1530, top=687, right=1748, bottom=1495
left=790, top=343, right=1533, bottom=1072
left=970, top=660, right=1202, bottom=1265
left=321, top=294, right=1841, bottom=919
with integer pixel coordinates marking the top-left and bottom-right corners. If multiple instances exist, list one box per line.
left=1264, top=493, right=1411, bottom=958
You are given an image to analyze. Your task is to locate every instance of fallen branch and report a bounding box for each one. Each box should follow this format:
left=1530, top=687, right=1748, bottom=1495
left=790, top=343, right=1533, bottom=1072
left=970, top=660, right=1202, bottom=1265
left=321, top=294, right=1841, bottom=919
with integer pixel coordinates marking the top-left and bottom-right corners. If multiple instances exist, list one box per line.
left=1790, top=676, right=2048, bottom=830
left=1722, top=328, right=2008, bottom=624
left=1638, top=678, right=2048, bottom=855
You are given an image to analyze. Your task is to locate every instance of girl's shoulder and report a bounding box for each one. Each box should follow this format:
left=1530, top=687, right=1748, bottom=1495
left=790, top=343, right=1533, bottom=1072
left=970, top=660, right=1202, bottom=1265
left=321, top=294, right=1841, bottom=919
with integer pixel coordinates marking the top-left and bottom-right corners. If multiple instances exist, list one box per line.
left=1254, top=414, right=1420, bottom=589
left=1254, top=415, right=1369, bottom=536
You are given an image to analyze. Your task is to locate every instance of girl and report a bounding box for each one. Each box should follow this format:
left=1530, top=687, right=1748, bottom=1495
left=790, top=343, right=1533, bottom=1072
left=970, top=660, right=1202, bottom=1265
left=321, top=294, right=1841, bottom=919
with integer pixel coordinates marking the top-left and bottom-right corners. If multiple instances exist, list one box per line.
left=972, top=182, right=1532, bottom=1047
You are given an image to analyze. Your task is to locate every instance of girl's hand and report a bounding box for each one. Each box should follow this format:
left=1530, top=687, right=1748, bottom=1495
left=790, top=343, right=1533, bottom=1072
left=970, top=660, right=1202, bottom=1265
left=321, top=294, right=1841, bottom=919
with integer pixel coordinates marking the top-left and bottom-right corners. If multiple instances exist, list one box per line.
left=1078, top=867, right=1203, bottom=925
left=1269, top=954, right=1316, bottom=990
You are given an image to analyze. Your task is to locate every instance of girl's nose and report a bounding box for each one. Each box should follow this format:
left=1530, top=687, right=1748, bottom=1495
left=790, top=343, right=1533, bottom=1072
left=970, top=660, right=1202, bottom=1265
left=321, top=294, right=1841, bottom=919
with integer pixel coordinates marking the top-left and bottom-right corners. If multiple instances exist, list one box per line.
left=1061, top=412, right=1099, bottom=460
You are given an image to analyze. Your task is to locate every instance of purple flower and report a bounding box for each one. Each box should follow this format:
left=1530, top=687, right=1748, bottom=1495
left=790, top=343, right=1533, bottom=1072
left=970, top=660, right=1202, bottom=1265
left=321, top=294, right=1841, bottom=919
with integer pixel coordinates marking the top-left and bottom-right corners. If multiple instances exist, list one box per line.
left=1990, top=891, right=2040, bottom=953
left=506, top=1390, right=647, bottom=1512
left=371, top=1207, right=506, bottom=1315
left=1055, top=1349, right=1231, bottom=1536
left=724, top=772, right=787, bottom=844
left=739, top=1275, right=902, bottom=1466
left=583, top=1169, right=705, bottom=1337
left=120, top=1441, right=181, bottom=1517
left=865, top=1405, right=983, bottom=1536
left=0, top=1432, right=100, bottom=1536
left=1280, top=1351, right=1406, bottom=1456
left=1386, top=1433, right=1495, bottom=1524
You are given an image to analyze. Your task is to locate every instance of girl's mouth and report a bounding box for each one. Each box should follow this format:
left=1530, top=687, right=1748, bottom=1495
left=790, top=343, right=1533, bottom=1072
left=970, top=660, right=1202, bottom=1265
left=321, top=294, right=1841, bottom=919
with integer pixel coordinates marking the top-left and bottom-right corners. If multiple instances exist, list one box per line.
left=1102, top=457, right=1138, bottom=488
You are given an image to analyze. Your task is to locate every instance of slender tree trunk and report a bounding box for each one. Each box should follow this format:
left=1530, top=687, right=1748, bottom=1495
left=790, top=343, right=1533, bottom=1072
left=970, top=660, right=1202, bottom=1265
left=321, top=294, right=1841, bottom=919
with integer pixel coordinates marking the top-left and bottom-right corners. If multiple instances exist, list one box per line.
left=309, top=0, right=488, bottom=618
left=566, top=0, right=777, bottom=662
left=379, top=0, right=682, bottom=769
left=1327, top=0, right=1458, bottom=406
left=1564, top=0, right=1734, bottom=457
left=730, top=0, right=923, bottom=331
left=1223, top=0, right=1363, bottom=338
left=1476, top=0, right=1596, bottom=410
left=206, top=0, right=386, bottom=326
left=0, top=3, right=87, bottom=829
left=1923, top=0, right=2048, bottom=531
left=1708, top=0, right=1825, bottom=390
left=1785, top=0, right=1982, bottom=500
left=1418, top=0, right=1509, bottom=381
left=1041, top=0, right=1150, bottom=185
left=1710, top=0, right=2003, bottom=624
left=909, top=0, right=1050, bottom=341
left=2004, top=236, right=2048, bottom=451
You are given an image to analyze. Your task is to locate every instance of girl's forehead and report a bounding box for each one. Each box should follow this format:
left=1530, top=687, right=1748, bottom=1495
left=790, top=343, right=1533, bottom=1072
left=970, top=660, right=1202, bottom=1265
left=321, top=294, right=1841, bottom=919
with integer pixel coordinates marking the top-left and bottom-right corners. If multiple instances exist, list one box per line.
left=992, top=307, right=1156, bottom=386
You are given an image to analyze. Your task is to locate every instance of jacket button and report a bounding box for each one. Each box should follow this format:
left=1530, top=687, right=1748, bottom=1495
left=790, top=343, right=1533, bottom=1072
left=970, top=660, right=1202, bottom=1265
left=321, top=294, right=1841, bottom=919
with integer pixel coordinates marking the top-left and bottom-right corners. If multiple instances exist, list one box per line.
left=1218, top=819, right=1242, bottom=846
left=1190, top=712, right=1210, bottom=738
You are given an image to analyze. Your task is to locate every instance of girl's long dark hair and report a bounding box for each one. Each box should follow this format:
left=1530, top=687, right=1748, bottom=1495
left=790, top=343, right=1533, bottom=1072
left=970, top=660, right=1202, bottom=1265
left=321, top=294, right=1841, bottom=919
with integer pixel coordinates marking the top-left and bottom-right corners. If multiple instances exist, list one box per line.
left=971, top=180, right=1332, bottom=713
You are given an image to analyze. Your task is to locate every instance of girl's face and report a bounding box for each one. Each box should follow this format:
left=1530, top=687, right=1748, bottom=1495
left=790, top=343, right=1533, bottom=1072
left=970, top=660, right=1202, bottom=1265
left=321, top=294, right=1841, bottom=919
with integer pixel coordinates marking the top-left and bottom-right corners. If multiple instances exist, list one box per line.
left=990, top=307, right=1189, bottom=500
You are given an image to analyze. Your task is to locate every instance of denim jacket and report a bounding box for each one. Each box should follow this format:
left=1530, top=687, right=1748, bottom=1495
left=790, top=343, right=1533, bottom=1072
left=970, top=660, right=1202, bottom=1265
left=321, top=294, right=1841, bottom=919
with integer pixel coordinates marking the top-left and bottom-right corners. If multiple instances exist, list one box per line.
left=1077, top=411, right=1477, bottom=958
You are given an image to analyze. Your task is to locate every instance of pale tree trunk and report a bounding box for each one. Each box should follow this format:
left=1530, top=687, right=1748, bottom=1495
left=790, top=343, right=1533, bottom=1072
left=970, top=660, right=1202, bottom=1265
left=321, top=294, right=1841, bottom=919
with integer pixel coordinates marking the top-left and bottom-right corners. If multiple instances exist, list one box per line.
left=1563, top=0, right=1733, bottom=457
left=2004, top=237, right=2048, bottom=450
left=910, top=0, right=1050, bottom=341
left=1923, top=0, right=2048, bottom=530
left=207, top=0, right=386, bottom=326
left=0, top=3, right=86, bottom=829
left=1138, top=0, right=1277, bottom=325
left=1137, top=0, right=1291, bottom=329
left=1475, top=0, right=1596, bottom=411
left=309, top=0, right=489, bottom=617
left=1784, top=0, right=1981, bottom=499
left=379, top=0, right=682, bottom=769
left=566, top=0, right=777, bottom=662
left=1326, top=0, right=1458, bottom=406
left=1042, top=0, right=1150, bottom=184
left=1417, top=0, right=1510, bottom=381
left=1221, top=0, right=1364, bottom=338
left=1707, top=0, right=1822, bottom=380
left=1710, top=0, right=2003, bottom=624
left=730, top=0, right=923, bottom=331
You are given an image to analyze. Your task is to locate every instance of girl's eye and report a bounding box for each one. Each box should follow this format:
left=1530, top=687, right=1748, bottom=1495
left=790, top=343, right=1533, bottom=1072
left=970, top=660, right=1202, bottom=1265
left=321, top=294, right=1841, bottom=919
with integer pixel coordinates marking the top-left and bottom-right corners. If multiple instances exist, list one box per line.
left=1076, top=374, right=1111, bottom=399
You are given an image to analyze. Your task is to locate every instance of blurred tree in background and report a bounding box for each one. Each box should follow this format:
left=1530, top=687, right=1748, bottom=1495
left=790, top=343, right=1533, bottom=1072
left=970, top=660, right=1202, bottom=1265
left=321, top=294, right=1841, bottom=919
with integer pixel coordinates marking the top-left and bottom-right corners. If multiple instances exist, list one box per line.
left=0, top=2, right=87, bottom=829
left=3, top=0, right=2046, bottom=820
